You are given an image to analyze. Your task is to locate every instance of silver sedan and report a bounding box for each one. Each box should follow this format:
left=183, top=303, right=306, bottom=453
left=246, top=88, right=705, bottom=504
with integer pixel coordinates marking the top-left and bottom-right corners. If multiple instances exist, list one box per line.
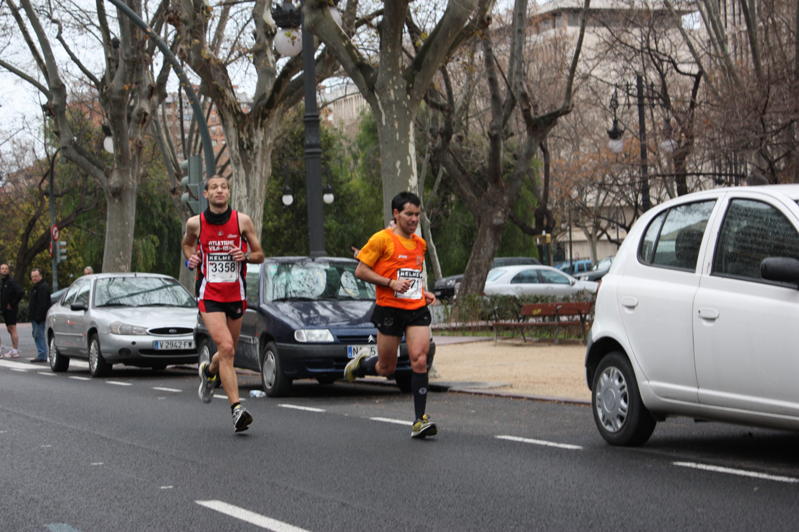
left=483, top=265, right=598, bottom=297
left=46, top=273, right=198, bottom=377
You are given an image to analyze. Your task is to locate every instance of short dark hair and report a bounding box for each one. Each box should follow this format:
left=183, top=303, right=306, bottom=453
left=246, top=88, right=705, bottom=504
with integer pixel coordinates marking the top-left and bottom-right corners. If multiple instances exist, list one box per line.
left=31, top=268, right=42, bottom=276
left=391, top=191, right=421, bottom=213
left=203, top=174, right=228, bottom=190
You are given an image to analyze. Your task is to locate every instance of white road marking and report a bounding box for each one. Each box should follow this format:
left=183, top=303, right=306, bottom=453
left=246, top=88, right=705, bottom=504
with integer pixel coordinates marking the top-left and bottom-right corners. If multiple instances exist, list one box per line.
left=106, top=380, right=132, bottom=386
left=370, top=417, right=413, bottom=426
left=69, top=376, right=91, bottom=381
left=213, top=395, right=245, bottom=402
left=38, top=371, right=56, bottom=376
left=11, top=368, right=27, bottom=373
left=279, top=404, right=325, bottom=413
left=673, top=461, right=799, bottom=484
left=0, top=360, right=33, bottom=370
left=160, top=485, right=174, bottom=490
left=152, top=386, right=182, bottom=393
left=196, top=500, right=309, bottom=532
left=495, top=435, right=583, bottom=450
left=90, top=462, right=103, bottom=466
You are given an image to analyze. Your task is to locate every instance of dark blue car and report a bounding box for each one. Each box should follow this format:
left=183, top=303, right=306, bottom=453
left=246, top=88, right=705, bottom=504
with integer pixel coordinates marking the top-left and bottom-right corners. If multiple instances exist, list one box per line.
left=195, top=256, right=434, bottom=396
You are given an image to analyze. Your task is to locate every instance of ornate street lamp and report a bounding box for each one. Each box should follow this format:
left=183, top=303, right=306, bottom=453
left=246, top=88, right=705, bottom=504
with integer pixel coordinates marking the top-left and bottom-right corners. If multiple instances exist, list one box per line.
left=272, top=1, right=340, bottom=257
left=607, top=89, right=625, bottom=154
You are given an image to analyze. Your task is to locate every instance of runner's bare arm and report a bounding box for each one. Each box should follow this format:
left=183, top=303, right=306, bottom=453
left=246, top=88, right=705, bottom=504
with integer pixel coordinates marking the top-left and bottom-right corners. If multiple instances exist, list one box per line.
left=354, top=262, right=411, bottom=293
left=182, top=215, right=202, bottom=268
left=231, top=213, right=265, bottom=264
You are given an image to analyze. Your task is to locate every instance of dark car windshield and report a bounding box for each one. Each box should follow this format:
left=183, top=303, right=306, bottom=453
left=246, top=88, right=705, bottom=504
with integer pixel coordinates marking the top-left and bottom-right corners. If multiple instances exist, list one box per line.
left=94, top=276, right=196, bottom=308
left=264, top=261, right=375, bottom=302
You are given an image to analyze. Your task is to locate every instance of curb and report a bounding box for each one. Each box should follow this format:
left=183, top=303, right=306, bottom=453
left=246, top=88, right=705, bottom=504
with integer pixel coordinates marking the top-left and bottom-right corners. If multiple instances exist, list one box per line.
left=429, top=381, right=591, bottom=406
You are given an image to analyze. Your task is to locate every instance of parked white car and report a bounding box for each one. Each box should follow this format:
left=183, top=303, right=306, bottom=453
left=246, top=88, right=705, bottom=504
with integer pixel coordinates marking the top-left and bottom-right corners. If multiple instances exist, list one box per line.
left=587, top=185, right=799, bottom=445
left=484, top=265, right=598, bottom=297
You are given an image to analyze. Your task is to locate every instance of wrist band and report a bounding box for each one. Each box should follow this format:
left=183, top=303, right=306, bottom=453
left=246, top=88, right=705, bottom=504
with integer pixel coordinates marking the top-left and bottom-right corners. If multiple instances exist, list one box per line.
left=185, top=259, right=194, bottom=270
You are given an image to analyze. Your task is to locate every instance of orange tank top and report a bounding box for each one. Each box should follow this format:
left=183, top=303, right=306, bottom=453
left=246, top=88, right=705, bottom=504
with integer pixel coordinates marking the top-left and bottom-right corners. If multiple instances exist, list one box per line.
left=373, top=229, right=427, bottom=310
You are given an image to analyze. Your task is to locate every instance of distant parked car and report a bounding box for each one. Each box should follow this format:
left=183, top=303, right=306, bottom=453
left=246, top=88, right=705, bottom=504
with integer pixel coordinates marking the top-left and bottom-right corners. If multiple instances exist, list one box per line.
left=576, top=256, right=614, bottom=282
left=194, top=257, right=434, bottom=396
left=587, top=185, right=799, bottom=446
left=555, top=259, right=593, bottom=276
left=483, top=265, right=598, bottom=297
left=433, top=256, right=541, bottom=300
left=46, top=273, right=199, bottom=376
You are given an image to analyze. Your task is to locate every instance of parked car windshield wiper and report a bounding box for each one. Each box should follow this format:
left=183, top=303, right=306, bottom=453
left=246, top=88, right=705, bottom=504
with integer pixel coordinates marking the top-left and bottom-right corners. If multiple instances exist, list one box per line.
left=95, top=303, right=130, bottom=308
left=272, top=297, right=316, bottom=302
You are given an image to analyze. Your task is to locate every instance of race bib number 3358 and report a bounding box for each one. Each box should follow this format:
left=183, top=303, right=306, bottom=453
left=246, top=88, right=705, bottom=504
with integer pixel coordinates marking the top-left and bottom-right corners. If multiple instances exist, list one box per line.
left=207, top=253, right=238, bottom=283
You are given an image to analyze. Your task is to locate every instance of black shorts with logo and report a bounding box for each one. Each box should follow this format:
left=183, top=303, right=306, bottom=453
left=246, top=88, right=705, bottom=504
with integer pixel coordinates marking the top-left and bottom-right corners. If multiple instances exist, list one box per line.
left=371, top=305, right=431, bottom=337
left=198, top=299, right=246, bottom=320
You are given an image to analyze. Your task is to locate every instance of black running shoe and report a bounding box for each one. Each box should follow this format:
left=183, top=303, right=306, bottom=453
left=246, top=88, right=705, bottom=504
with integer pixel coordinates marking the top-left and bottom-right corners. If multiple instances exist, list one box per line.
left=232, top=406, right=253, bottom=433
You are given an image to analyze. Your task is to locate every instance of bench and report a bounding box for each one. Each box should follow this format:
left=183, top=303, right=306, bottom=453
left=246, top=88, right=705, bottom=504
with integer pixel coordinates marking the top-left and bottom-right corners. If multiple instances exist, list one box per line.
left=491, top=300, right=594, bottom=342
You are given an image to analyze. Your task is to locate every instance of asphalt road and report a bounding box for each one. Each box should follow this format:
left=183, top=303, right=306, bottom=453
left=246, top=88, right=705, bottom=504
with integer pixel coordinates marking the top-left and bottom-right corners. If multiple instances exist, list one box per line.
left=1, top=351, right=799, bottom=532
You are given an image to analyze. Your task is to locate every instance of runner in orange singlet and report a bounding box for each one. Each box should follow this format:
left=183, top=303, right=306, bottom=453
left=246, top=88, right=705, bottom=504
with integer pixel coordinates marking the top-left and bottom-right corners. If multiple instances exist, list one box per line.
left=182, top=175, right=264, bottom=432
left=344, top=191, right=438, bottom=438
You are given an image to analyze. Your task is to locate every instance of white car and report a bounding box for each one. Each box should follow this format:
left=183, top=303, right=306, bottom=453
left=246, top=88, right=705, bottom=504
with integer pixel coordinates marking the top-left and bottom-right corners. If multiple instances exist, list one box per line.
left=587, top=185, right=799, bottom=446
left=484, top=265, right=598, bottom=297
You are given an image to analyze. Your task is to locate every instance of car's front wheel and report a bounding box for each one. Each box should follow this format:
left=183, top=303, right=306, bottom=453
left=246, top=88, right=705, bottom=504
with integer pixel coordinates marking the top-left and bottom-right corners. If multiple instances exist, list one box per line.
left=48, top=334, right=69, bottom=372
left=592, top=351, right=656, bottom=446
left=88, top=335, right=112, bottom=378
left=260, top=341, right=291, bottom=397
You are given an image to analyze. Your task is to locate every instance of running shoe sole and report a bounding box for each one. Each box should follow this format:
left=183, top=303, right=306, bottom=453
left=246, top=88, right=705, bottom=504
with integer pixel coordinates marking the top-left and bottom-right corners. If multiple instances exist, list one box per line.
left=343, top=352, right=369, bottom=382
left=411, top=422, right=438, bottom=439
left=233, top=409, right=253, bottom=432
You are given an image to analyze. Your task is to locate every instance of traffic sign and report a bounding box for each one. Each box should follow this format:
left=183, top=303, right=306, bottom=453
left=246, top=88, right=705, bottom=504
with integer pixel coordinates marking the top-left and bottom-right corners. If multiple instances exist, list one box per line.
left=51, top=224, right=60, bottom=241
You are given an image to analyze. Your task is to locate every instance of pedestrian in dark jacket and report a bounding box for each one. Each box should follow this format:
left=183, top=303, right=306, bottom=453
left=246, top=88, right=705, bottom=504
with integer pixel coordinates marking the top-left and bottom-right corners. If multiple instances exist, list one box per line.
left=29, top=268, right=50, bottom=362
left=0, top=263, right=24, bottom=358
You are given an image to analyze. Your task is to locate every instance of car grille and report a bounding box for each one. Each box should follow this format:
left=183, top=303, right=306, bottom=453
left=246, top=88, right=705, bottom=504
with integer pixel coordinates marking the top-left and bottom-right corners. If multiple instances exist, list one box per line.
left=148, top=327, right=194, bottom=336
left=336, top=333, right=376, bottom=344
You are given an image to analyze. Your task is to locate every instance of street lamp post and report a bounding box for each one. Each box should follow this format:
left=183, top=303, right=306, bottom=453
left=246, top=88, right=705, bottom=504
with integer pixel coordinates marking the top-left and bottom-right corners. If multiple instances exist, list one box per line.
left=273, top=1, right=329, bottom=258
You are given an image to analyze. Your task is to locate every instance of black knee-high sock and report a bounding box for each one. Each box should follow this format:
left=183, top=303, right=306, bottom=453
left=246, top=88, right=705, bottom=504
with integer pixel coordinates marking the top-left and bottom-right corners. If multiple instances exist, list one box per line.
left=357, top=355, right=378, bottom=376
left=411, top=372, right=428, bottom=420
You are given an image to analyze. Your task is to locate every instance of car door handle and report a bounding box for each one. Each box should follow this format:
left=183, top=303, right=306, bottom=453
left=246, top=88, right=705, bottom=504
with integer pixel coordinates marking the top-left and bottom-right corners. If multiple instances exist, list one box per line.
left=621, top=296, right=638, bottom=309
left=698, top=307, right=719, bottom=321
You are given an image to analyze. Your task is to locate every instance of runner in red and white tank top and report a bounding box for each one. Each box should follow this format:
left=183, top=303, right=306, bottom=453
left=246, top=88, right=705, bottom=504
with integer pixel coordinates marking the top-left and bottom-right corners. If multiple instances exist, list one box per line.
left=196, top=208, right=248, bottom=303
left=182, top=175, right=265, bottom=433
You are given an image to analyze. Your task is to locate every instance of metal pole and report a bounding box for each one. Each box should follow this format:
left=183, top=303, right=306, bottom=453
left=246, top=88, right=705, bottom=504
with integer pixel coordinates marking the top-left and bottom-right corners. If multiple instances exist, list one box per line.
left=301, top=13, right=325, bottom=258
left=636, top=74, right=651, bottom=212
left=49, top=164, right=58, bottom=291
left=105, top=0, right=215, bottom=180
left=568, top=207, right=573, bottom=269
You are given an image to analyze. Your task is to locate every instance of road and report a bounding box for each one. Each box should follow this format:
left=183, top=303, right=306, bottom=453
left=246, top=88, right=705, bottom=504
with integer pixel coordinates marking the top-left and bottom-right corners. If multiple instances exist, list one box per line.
left=2, top=353, right=798, bottom=532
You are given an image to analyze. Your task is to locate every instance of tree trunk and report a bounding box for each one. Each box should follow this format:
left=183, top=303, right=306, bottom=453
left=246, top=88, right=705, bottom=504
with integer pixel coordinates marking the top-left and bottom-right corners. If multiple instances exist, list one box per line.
left=374, top=95, right=418, bottom=222
left=102, top=172, right=137, bottom=272
left=459, top=201, right=511, bottom=296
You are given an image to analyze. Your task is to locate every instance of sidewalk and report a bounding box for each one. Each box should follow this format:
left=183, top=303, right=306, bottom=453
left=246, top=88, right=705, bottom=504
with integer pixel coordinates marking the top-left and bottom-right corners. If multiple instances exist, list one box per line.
left=428, top=336, right=591, bottom=404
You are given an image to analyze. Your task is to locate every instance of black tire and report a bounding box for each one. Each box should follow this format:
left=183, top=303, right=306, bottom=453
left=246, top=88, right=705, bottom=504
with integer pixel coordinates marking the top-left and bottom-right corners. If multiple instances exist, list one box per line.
left=150, top=363, right=167, bottom=372
left=48, top=334, right=69, bottom=372
left=394, top=373, right=412, bottom=393
left=197, top=337, right=213, bottom=367
left=88, top=335, right=112, bottom=378
left=260, top=341, right=291, bottom=397
left=591, top=351, right=656, bottom=446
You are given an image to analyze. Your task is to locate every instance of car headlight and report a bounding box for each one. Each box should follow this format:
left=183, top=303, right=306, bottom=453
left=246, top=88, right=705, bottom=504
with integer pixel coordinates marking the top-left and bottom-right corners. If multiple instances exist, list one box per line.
left=294, top=329, right=335, bottom=343
left=109, top=322, right=149, bottom=335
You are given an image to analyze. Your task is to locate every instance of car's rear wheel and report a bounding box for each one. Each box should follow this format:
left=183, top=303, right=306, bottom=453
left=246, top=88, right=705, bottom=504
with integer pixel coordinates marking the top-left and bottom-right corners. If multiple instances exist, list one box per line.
left=48, top=335, right=69, bottom=372
left=197, top=337, right=213, bottom=367
left=260, top=341, right=291, bottom=397
left=88, top=335, right=112, bottom=378
left=592, top=351, right=656, bottom=446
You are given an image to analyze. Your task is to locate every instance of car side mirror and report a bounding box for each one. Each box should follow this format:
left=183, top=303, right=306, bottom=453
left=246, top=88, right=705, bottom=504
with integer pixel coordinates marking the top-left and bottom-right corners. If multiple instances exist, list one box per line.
left=760, top=257, right=799, bottom=287
left=70, top=302, right=87, bottom=311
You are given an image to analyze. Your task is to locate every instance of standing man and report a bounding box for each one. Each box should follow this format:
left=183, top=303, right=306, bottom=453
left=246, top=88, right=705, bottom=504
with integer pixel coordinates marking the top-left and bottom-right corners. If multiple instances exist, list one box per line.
left=0, top=264, right=24, bottom=359
left=182, top=174, right=265, bottom=433
left=344, top=192, right=438, bottom=439
left=28, top=268, right=50, bottom=363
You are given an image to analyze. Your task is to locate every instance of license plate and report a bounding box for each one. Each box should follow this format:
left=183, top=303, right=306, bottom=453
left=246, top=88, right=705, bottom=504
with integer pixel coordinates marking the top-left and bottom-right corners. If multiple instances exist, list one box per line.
left=153, top=339, right=194, bottom=350
left=347, top=345, right=377, bottom=359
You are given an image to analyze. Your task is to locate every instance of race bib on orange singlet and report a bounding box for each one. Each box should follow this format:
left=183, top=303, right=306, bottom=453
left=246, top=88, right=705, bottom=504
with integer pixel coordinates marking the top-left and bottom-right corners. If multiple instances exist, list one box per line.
left=395, top=268, right=423, bottom=300
left=207, top=253, right=238, bottom=283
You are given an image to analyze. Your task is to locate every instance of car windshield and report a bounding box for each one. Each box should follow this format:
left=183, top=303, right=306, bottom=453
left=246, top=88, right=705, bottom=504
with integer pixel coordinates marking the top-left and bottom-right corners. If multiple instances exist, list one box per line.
left=265, top=261, right=375, bottom=302
left=94, top=277, right=196, bottom=308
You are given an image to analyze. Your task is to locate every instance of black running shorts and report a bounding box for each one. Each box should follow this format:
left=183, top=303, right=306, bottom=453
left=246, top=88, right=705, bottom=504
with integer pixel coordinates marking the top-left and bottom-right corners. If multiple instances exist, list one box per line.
left=198, top=299, right=246, bottom=320
left=2, top=308, right=18, bottom=326
left=371, top=305, right=431, bottom=337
